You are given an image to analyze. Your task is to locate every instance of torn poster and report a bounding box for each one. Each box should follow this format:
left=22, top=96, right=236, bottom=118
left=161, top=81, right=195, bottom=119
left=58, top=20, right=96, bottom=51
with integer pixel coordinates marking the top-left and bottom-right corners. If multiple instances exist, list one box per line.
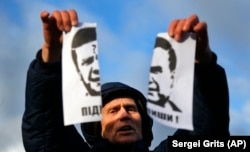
left=62, top=23, right=102, bottom=126
left=147, top=33, right=196, bottom=130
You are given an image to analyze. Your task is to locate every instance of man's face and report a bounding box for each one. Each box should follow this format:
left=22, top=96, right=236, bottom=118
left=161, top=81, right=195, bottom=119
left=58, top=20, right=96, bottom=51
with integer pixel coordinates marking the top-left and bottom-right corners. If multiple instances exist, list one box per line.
left=101, top=97, right=142, bottom=144
left=148, top=47, right=172, bottom=101
left=75, top=41, right=100, bottom=94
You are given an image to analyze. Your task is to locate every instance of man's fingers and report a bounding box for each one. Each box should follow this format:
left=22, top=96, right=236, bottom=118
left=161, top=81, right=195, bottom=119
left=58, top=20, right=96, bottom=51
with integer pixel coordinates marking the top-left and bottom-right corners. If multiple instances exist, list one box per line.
left=193, top=22, right=207, bottom=33
left=194, top=22, right=209, bottom=50
left=174, top=19, right=186, bottom=41
left=51, top=10, right=63, bottom=30
left=168, top=19, right=186, bottom=41
left=61, top=10, right=71, bottom=31
left=50, top=10, right=78, bottom=31
left=40, top=11, right=50, bottom=28
left=40, top=11, right=49, bottom=22
left=68, top=9, right=78, bottom=26
left=168, top=19, right=179, bottom=37
left=183, top=14, right=199, bottom=32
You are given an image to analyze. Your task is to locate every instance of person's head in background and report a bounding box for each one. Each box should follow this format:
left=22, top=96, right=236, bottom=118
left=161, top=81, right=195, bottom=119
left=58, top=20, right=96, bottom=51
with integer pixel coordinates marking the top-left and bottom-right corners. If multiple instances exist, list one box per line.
left=81, top=82, right=153, bottom=148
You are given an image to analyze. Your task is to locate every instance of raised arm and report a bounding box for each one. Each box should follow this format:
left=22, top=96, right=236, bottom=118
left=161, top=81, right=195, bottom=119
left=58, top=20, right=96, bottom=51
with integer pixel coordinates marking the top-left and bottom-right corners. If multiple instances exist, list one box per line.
left=168, top=14, right=213, bottom=64
left=168, top=14, right=230, bottom=135
left=22, top=10, right=89, bottom=152
left=154, top=14, right=229, bottom=152
left=40, top=9, right=78, bottom=63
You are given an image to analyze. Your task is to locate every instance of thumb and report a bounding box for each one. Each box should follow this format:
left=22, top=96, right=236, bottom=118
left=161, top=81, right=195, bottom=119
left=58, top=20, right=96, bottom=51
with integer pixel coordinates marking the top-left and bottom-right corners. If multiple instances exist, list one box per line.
left=40, top=11, right=51, bottom=30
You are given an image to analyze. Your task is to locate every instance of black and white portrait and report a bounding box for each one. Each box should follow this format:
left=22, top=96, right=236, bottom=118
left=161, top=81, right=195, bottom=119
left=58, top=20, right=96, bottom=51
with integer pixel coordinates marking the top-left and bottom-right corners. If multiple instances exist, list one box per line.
left=148, top=36, right=182, bottom=112
left=62, top=24, right=102, bottom=125
left=71, top=27, right=101, bottom=96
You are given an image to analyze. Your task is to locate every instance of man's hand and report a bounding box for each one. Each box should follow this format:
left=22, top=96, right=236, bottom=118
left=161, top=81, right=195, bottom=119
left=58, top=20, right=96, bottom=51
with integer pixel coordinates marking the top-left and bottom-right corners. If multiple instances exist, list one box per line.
left=40, top=9, right=78, bottom=63
left=168, top=14, right=213, bottom=64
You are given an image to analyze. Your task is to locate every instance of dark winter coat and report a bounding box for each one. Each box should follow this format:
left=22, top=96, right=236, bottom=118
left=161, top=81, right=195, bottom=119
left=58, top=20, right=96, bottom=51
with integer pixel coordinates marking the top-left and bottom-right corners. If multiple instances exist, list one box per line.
left=22, top=50, right=229, bottom=152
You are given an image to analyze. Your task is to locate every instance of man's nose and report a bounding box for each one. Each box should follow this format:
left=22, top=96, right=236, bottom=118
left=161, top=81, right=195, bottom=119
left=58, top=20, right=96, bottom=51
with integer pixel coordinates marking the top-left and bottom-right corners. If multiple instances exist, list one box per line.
left=119, top=107, right=130, bottom=120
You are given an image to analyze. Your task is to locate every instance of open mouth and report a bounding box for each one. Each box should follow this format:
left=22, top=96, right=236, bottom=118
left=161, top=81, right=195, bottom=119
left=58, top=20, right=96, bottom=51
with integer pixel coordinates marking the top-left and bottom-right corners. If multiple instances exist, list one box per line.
left=118, top=125, right=134, bottom=133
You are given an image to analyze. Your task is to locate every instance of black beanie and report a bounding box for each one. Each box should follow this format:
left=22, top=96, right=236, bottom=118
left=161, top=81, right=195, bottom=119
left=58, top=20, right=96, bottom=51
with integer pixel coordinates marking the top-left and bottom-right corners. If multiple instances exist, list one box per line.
left=81, top=82, right=153, bottom=147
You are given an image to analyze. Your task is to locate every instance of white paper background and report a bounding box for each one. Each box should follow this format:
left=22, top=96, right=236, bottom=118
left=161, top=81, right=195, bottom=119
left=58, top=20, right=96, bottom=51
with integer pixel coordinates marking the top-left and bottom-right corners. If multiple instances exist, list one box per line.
left=147, top=33, right=196, bottom=130
left=62, top=23, right=102, bottom=126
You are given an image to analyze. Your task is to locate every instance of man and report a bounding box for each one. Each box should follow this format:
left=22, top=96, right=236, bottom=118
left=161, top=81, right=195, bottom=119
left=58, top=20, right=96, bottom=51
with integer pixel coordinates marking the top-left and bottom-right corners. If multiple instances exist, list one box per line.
left=71, top=27, right=100, bottom=96
left=81, top=82, right=153, bottom=151
left=22, top=9, right=230, bottom=152
left=148, top=36, right=182, bottom=112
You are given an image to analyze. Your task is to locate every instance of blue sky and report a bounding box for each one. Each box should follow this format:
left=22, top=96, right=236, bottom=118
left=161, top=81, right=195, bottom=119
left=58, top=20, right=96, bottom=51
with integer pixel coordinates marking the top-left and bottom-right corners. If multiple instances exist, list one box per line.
left=0, top=0, right=249, bottom=151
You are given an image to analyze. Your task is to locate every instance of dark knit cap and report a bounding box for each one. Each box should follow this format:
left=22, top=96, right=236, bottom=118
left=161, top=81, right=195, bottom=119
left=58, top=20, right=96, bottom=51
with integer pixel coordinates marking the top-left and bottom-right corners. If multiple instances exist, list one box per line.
left=81, top=82, right=153, bottom=147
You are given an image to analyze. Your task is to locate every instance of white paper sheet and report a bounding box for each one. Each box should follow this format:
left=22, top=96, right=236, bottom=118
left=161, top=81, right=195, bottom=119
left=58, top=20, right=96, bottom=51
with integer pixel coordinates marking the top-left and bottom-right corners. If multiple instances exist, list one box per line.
left=62, top=23, right=102, bottom=126
left=147, top=33, right=196, bottom=130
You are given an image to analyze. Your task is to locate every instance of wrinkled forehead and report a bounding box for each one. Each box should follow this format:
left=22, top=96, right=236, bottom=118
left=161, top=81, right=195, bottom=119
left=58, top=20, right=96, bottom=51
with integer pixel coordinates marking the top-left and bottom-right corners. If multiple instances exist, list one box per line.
left=103, top=97, right=137, bottom=108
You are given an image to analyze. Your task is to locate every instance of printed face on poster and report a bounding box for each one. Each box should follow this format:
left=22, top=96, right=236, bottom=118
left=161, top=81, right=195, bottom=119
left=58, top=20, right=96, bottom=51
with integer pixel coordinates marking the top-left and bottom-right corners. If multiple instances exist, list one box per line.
left=62, top=23, right=102, bottom=126
left=147, top=33, right=196, bottom=130
left=62, top=23, right=196, bottom=130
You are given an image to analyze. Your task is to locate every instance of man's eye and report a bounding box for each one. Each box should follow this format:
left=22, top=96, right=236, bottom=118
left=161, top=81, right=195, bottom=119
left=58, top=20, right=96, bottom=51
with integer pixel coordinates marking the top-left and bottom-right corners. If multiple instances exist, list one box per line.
left=109, top=109, right=117, bottom=114
left=127, top=106, right=137, bottom=112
